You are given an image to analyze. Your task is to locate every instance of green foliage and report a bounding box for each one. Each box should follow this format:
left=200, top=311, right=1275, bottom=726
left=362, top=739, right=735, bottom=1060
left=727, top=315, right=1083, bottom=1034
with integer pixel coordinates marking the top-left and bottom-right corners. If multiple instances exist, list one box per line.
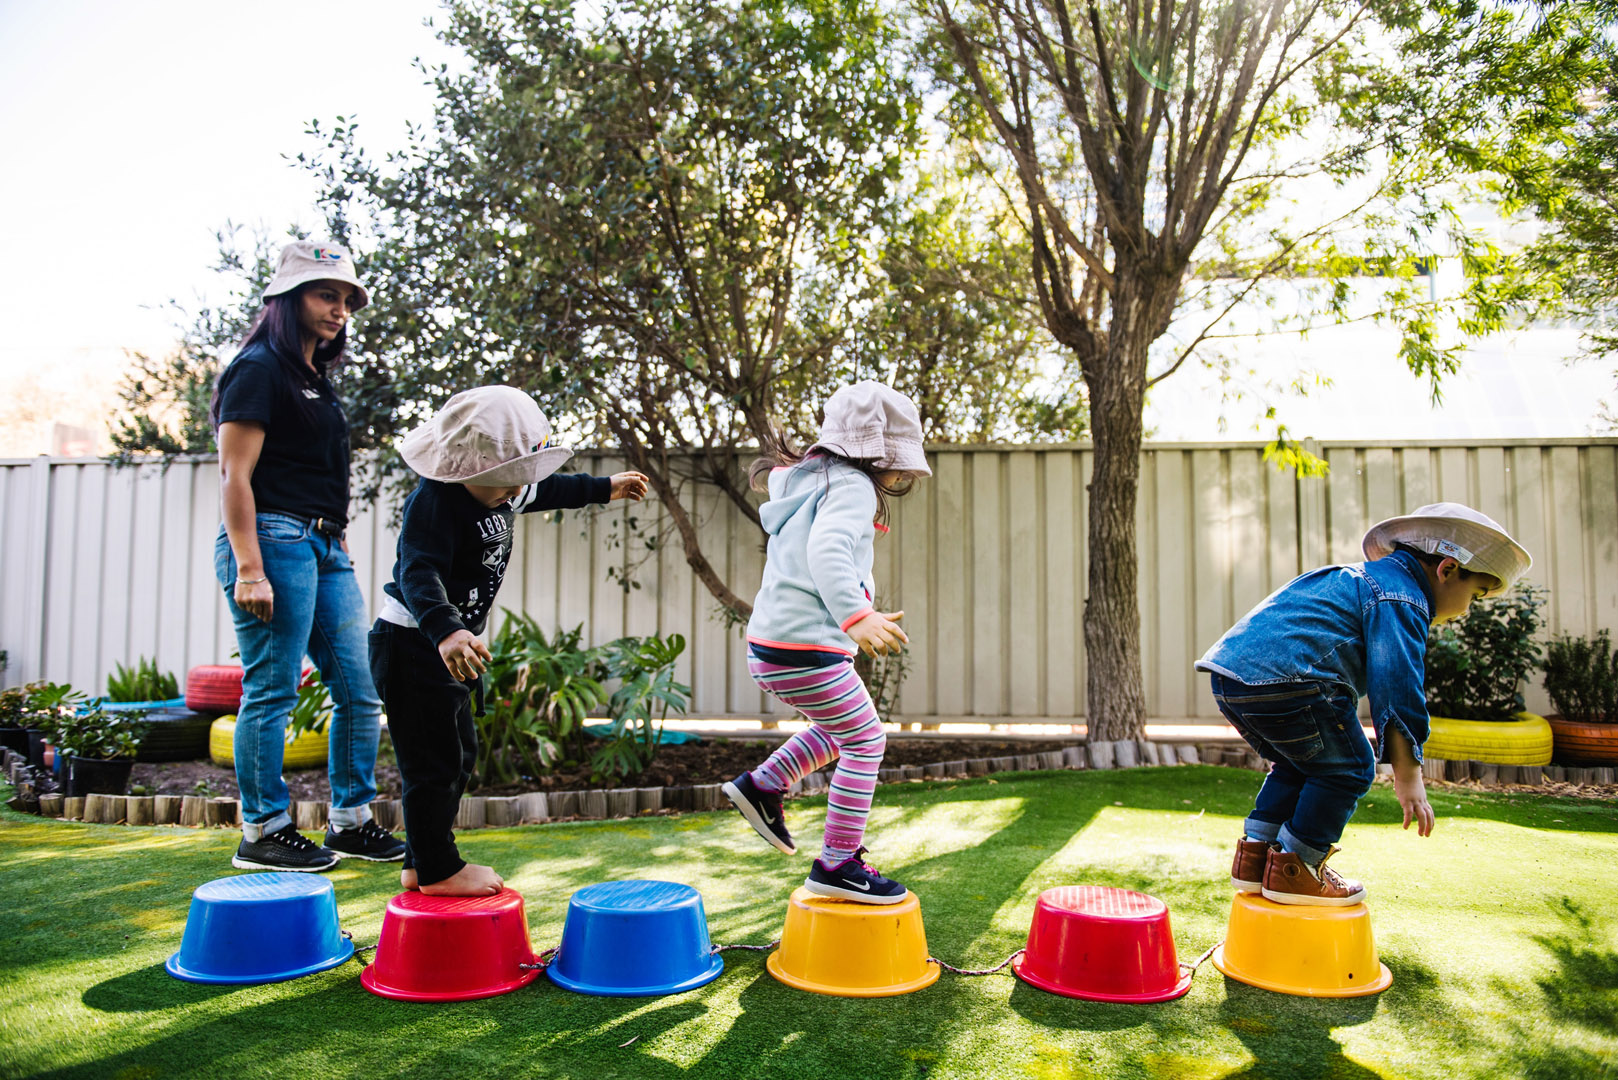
left=16, top=683, right=144, bottom=760
left=473, top=614, right=691, bottom=787
left=1543, top=630, right=1618, bottom=724
left=1425, top=583, right=1549, bottom=722
left=104, top=658, right=179, bottom=703
left=287, top=669, right=333, bottom=738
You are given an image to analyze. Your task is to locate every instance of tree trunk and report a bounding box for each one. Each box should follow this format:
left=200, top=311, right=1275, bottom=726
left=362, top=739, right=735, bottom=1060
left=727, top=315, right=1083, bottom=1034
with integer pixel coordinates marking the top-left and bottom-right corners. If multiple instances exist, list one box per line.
left=1082, top=286, right=1155, bottom=743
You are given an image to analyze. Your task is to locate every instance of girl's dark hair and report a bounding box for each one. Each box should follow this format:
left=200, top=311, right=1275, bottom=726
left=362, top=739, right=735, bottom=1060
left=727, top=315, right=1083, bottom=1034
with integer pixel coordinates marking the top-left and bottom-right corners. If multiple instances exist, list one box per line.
left=209, top=285, right=348, bottom=428
left=749, top=427, right=916, bottom=526
left=1391, top=542, right=1499, bottom=589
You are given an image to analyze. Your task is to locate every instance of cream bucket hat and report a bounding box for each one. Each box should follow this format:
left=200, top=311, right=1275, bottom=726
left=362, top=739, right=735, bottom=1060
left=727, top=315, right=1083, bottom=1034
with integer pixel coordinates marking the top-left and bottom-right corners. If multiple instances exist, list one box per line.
left=1362, top=502, right=1532, bottom=598
left=808, top=381, right=931, bottom=476
left=262, top=240, right=370, bottom=310
left=399, top=386, right=574, bottom=487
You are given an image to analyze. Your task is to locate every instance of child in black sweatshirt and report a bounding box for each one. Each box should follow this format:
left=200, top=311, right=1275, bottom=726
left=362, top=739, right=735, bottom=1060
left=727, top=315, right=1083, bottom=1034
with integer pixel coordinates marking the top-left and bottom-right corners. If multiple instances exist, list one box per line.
left=371, top=386, right=647, bottom=896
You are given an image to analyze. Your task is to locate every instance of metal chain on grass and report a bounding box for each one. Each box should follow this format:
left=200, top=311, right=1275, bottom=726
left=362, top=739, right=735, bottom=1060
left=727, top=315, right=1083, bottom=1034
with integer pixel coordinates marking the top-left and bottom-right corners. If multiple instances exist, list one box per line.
left=342, top=930, right=377, bottom=968
left=928, top=948, right=1025, bottom=977
left=518, top=947, right=560, bottom=971
left=711, top=940, right=780, bottom=953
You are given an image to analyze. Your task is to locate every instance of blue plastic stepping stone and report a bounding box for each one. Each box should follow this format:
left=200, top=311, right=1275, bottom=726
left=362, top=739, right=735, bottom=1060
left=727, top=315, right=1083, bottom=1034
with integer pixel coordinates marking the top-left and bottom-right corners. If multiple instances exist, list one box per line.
left=166, top=872, right=354, bottom=985
left=547, top=880, right=724, bottom=996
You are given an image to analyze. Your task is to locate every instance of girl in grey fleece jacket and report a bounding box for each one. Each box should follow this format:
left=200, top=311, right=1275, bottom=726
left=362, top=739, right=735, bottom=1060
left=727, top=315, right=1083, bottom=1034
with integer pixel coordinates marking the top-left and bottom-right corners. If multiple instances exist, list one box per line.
left=721, top=382, right=932, bottom=905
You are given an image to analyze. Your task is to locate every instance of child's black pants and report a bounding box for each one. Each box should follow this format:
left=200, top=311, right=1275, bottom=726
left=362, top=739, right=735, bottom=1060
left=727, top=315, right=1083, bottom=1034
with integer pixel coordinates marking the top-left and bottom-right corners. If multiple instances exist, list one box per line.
left=368, top=619, right=477, bottom=886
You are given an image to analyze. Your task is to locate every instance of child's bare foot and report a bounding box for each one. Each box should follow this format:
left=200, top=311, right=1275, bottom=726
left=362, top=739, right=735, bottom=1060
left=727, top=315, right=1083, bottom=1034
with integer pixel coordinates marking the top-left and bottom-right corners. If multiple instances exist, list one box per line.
left=419, top=863, right=504, bottom=897
left=400, top=868, right=419, bottom=891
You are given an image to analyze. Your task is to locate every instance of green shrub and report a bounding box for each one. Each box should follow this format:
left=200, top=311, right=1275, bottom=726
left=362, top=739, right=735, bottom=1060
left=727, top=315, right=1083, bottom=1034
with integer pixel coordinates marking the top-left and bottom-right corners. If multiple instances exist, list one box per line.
left=105, top=658, right=180, bottom=702
left=1424, top=583, right=1548, bottom=722
left=287, top=669, right=333, bottom=738
left=1542, top=629, right=1618, bottom=724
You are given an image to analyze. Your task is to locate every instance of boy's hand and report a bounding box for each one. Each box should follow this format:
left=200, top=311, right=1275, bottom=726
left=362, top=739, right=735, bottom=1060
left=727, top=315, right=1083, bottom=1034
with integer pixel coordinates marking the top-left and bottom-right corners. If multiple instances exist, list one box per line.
left=438, top=629, right=493, bottom=682
left=610, top=472, right=650, bottom=501
left=847, top=610, right=908, bottom=657
left=1391, top=762, right=1435, bottom=837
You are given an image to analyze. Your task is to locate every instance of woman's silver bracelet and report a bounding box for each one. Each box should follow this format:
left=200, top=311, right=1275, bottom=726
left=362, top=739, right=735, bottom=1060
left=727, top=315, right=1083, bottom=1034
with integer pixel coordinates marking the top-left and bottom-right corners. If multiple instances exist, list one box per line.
left=236, top=576, right=268, bottom=585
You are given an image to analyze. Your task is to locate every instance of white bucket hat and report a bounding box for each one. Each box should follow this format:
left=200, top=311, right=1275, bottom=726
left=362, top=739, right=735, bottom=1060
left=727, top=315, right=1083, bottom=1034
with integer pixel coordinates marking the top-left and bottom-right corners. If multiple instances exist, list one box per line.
left=399, top=386, right=574, bottom=487
left=808, top=381, right=931, bottom=476
left=262, top=240, right=370, bottom=310
left=1362, top=501, right=1532, bottom=598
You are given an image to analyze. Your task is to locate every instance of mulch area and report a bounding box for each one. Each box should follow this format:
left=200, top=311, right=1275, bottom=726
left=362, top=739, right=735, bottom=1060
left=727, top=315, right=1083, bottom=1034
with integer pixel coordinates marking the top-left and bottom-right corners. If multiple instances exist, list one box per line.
left=128, top=734, right=1083, bottom=801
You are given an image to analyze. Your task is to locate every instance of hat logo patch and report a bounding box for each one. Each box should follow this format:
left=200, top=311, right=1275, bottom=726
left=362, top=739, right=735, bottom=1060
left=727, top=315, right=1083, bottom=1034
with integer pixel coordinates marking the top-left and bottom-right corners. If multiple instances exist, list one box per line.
left=312, top=248, right=345, bottom=261
left=1433, top=539, right=1473, bottom=563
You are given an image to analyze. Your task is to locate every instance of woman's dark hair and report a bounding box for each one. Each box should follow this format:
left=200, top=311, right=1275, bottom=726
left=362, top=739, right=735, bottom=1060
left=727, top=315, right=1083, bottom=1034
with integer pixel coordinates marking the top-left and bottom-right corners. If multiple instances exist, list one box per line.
left=1391, top=542, right=1499, bottom=590
left=208, top=284, right=348, bottom=428
left=749, top=427, right=916, bottom=526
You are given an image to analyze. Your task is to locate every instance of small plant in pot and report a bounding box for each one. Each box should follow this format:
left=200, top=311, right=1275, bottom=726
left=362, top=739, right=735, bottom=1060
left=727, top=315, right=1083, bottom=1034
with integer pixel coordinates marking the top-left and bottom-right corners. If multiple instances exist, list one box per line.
left=45, top=705, right=144, bottom=797
left=0, top=682, right=34, bottom=756
left=1542, top=629, right=1618, bottom=765
left=1424, top=583, right=1548, bottom=723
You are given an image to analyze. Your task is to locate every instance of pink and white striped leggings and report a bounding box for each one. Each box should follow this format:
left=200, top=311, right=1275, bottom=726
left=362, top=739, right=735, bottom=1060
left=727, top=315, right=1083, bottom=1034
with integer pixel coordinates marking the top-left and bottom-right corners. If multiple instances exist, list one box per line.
left=748, top=655, right=886, bottom=863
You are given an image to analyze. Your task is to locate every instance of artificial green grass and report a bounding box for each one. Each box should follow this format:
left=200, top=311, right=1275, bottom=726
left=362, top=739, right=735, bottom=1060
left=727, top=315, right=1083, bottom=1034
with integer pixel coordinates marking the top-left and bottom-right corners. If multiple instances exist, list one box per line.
left=1, top=767, right=1615, bottom=1080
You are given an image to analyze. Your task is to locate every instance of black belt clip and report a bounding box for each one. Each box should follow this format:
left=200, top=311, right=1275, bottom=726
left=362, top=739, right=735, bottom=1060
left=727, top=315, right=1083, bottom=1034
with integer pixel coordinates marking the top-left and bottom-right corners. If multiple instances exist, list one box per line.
left=312, top=516, right=345, bottom=540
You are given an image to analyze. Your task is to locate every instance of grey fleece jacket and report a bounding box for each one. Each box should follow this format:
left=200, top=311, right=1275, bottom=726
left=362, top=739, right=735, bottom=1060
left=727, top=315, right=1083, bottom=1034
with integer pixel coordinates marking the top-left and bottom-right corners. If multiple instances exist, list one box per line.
left=746, top=458, right=881, bottom=657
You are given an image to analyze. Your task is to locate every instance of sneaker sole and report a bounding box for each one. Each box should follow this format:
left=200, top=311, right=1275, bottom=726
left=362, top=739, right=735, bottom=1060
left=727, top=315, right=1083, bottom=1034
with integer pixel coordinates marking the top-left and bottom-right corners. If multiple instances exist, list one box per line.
left=803, top=879, right=909, bottom=905
left=1231, top=876, right=1264, bottom=892
left=721, top=781, right=796, bottom=855
left=231, top=855, right=338, bottom=872
left=327, top=849, right=407, bottom=863
left=1260, top=886, right=1366, bottom=907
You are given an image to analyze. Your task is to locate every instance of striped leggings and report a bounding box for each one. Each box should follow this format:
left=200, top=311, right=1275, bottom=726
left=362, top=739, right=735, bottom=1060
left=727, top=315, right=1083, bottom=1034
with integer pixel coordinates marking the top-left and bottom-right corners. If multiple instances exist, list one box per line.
left=748, top=656, right=886, bottom=862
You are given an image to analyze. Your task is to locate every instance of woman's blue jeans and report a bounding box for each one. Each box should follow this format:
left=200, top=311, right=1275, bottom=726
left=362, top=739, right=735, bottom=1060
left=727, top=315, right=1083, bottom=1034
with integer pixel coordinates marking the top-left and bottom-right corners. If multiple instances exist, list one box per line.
left=1208, top=673, right=1377, bottom=865
left=215, top=514, right=382, bottom=840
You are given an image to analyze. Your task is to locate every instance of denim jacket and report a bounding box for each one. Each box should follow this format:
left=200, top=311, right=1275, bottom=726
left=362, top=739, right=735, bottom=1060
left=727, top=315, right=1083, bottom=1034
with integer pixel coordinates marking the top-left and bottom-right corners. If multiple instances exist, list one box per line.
left=1195, top=550, right=1436, bottom=763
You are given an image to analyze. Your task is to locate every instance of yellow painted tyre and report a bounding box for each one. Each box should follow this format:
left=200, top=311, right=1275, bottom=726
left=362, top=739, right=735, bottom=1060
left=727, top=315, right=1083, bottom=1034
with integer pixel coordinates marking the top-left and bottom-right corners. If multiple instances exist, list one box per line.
left=1424, top=713, right=1553, bottom=765
left=208, top=715, right=331, bottom=770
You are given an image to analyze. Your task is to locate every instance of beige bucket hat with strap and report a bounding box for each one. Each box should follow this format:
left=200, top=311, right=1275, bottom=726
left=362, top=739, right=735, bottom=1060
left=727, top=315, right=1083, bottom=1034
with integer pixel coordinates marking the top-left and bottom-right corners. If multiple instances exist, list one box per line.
left=808, top=381, right=931, bottom=476
left=1362, top=502, right=1532, bottom=598
left=399, top=386, right=574, bottom=487
left=262, top=240, right=370, bottom=310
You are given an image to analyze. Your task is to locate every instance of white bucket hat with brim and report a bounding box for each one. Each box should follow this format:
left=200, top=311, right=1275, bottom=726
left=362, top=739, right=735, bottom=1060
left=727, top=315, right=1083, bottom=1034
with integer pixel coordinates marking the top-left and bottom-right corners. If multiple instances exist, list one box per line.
left=262, top=240, right=370, bottom=311
left=1362, top=501, right=1532, bottom=598
left=399, top=386, right=574, bottom=487
left=808, top=381, right=932, bottom=477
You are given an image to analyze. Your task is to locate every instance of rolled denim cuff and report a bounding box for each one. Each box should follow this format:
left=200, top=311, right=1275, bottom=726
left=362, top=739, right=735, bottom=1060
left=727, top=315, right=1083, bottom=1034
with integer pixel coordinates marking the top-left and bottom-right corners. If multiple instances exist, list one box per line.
left=1278, top=823, right=1331, bottom=868
left=1243, top=817, right=1282, bottom=843
left=241, top=811, right=293, bottom=843
left=326, top=802, right=373, bottom=831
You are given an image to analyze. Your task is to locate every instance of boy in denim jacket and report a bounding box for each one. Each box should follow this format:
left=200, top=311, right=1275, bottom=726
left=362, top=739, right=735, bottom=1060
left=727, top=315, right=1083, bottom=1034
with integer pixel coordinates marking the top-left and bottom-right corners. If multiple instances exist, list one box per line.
left=1195, top=503, right=1531, bottom=905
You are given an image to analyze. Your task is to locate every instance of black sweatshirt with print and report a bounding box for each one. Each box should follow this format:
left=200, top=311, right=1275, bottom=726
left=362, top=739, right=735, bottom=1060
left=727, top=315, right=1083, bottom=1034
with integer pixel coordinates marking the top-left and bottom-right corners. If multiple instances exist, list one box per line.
left=383, top=474, right=612, bottom=645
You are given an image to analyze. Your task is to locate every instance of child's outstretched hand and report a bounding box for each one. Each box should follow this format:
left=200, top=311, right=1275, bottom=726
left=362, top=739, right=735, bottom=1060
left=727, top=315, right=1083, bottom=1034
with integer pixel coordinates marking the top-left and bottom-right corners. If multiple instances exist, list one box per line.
left=610, top=472, right=650, bottom=501
left=439, top=629, right=493, bottom=682
left=1392, top=764, right=1435, bottom=837
left=848, top=610, right=908, bottom=657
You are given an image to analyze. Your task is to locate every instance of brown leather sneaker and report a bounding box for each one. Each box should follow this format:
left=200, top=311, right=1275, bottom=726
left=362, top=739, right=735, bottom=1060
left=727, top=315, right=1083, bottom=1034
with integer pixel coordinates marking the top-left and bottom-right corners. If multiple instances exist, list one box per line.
left=1261, top=847, right=1367, bottom=907
left=1231, top=838, right=1272, bottom=892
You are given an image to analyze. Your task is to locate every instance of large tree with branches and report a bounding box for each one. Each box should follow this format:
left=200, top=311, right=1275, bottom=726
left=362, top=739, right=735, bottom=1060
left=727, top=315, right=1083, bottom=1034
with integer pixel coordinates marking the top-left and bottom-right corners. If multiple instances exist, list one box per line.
left=927, top=0, right=1605, bottom=739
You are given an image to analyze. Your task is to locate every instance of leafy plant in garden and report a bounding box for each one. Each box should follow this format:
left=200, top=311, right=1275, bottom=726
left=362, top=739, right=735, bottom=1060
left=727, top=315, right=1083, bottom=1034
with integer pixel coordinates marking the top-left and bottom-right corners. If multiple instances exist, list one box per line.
left=591, top=634, right=691, bottom=782
left=474, top=616, right=608, bottom=788
left=287, top=669, right=333, bottom=739
left=1542, top=630, right=1618, bottom=724
left=105, top=658, right=179, bottom=703
left=1424, top=584, right=1549, bottom=722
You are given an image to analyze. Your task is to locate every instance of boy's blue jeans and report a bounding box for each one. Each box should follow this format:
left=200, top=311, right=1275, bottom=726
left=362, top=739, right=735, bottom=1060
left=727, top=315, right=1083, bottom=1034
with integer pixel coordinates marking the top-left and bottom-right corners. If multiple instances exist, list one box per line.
left=215, top=515, right=382, bottom=840
left=1208, top=673, right=1377, bottom=866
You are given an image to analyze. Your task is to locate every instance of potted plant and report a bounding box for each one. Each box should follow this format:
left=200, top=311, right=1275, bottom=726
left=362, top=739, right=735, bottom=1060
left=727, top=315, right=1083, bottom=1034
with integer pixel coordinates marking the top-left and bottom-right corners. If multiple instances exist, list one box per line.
left=100, top=658, right=183, bottom=711
left=45, top=704, right=144, bottom=797
left=0, top=682, right=30, bottom=755
left=1542, top=629, right=1618, bottom=765
left=1422, top=583, right=1554, bottom=765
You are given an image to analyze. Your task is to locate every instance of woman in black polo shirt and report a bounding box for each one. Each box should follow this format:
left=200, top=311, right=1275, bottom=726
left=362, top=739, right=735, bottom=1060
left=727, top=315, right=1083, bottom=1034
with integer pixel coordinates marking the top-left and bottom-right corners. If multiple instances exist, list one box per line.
left=211, top=240, right=404, bottom=871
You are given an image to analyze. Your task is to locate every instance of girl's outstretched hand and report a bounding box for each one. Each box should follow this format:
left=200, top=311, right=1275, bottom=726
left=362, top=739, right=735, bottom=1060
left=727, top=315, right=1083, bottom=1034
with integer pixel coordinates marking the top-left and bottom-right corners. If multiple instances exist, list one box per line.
left=610, top=472, right=650, bottom=501
left=848, top=610, right=908, bottom=657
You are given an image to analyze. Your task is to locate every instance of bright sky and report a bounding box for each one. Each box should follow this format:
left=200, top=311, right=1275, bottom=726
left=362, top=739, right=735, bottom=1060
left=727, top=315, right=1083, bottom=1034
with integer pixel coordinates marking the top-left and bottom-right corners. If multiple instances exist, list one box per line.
left=0, top=0, right=1610, bottom=457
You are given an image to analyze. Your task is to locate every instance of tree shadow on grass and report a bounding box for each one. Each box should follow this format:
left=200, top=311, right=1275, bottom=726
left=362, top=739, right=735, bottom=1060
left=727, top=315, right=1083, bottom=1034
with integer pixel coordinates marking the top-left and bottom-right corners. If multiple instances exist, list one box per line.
left=1209, top=983, right=1381, bottom=1079
left=1496, top=897, right=1618, bottom=1080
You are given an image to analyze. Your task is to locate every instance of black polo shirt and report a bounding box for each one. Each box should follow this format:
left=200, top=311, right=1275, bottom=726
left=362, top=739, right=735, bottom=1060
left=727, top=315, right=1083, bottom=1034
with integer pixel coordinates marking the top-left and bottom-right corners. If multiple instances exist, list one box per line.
left=214, top=341, right=351, bottom=525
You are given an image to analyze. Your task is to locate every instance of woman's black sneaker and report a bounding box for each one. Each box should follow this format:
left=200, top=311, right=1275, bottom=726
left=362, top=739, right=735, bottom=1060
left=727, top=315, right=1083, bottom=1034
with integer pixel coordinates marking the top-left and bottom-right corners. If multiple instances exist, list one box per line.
left=324, top=819, right=407, bottom=862
left=721, top=771, right=796, bottom=854
left=805, top=846, right=908, bottom=904
left=232, top=824, right=339, bottom=872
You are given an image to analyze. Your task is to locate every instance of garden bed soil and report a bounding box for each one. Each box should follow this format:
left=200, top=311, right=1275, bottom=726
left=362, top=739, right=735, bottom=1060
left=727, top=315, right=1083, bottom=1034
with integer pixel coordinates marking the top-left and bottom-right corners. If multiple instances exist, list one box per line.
left=129, top=735, right=1084, bottom=801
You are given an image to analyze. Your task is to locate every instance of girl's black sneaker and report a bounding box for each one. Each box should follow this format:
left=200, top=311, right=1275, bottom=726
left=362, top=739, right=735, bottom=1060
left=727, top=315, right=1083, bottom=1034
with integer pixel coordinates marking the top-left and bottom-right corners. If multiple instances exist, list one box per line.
left=232, top=824, right=339, bottom=872
left=324, top=819, right=407, bottom=862
left=722, top=772, right=796, bottom=854
left=805, top=847, right=908, bottom=904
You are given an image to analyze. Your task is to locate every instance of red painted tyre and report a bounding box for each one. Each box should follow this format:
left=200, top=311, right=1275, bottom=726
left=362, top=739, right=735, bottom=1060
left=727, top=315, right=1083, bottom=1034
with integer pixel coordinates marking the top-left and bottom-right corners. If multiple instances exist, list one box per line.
left=185, top=664, right=244, bottom=714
